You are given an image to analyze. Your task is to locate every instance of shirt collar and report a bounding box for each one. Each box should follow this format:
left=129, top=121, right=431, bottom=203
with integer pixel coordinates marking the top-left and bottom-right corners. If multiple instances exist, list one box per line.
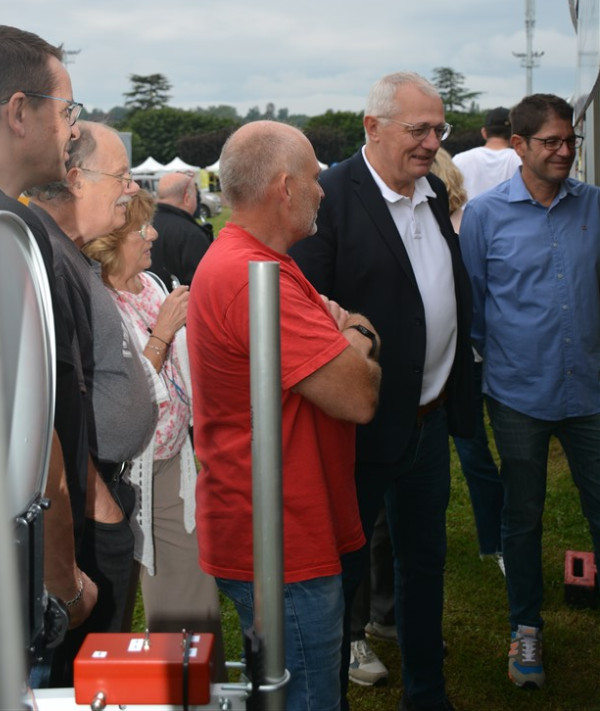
left=508, top=167, right=579, bottom=206
left=361, top=145, right=435, bottom=205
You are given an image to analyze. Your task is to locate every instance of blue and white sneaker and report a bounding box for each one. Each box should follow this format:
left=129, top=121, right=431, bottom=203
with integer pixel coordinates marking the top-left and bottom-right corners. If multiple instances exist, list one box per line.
left=508, top=625, right=545, bottom=689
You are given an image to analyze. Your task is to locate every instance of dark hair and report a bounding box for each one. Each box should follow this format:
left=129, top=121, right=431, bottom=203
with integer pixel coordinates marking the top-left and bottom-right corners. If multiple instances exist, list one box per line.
left=484, top=107, right=512, bottom=140
left=509, top=94, right=573, bottom=138
left=0, top=25, right=64, bottom=101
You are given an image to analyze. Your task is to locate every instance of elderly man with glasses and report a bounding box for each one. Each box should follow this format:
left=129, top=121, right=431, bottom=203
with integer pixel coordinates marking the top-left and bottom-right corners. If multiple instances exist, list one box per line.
left=27, top=120, right=157, bottom=686
left=290, top=71, right=474, bottom=711
left=460, top=93, right=600, bottom=692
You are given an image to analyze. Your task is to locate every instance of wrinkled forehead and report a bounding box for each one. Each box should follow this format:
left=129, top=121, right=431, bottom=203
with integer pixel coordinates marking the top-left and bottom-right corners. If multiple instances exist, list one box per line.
left=91, top=130, right=130, bottom=173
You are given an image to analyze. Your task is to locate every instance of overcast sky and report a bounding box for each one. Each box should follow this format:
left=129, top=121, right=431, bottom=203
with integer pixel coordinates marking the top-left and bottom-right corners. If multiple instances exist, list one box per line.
left=4, top=0, right=578, bottom=117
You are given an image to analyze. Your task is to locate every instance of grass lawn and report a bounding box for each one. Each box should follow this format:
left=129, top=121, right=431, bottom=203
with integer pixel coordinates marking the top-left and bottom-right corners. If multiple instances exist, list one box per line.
left=345, top=437, right=600, bottom=711
left=133, top=205, right=600, bottom=709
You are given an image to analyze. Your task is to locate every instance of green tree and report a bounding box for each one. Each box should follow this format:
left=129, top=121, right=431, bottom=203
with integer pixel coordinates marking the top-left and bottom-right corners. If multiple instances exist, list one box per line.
left=178, top=127, right=237, bottom=168
left=118, top=107, right=232, bottom=164
left=431, top=67, right=482, bottom=112
left=194, top=104, right=240, bottom=121
left=304, top=110, right=364, bottom=161
left=124, top=73, right=172, bottom=113
left=244, top=106, right=262, bottom=123
left=303, top=125, right=346, bottom=165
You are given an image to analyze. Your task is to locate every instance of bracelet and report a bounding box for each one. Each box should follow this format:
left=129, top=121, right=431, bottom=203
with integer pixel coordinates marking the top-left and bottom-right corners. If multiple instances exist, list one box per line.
left=146, top=344, right=166, bottom=357
left=149, top=333, right=170, bottom=347
left=64, top=576, right=84, bottom=608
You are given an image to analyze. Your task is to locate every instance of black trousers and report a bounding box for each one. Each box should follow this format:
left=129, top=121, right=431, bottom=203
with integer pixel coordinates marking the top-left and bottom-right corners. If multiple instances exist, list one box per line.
left=49, top=480, right=135, bottom=686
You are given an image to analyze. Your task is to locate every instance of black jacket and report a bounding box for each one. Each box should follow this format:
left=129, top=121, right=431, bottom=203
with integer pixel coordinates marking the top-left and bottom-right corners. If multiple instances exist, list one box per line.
left=290, top=150, right=474, bottom=463
left=150, top=203, right=212, bottom=289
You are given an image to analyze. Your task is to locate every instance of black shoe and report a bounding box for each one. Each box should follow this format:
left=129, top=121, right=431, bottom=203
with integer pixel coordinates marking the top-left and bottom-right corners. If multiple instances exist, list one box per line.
left=399, top=696, right=455, bottom=711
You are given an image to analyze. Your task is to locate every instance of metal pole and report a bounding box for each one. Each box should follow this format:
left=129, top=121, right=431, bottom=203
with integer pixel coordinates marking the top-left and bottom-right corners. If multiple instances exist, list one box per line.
left=248, top=261, right=286, bottom=710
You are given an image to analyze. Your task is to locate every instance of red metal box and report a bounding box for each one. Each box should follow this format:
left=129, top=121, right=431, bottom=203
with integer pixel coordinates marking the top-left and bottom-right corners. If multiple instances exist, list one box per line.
left=74, top=632, right=214, bottom=706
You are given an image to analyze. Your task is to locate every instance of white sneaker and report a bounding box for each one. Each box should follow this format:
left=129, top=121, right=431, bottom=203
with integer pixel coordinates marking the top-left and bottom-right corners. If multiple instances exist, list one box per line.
left=348, top=638, right=388, bottom=686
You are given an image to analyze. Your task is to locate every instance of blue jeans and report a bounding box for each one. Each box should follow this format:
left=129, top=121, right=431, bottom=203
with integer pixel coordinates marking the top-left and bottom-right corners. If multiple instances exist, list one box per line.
left=341, top=407, right=450, bottom=708
left=453, top=361, right=503, bottom=555
left=486, top=397, right=600, bottom=630
left=216, top=575, right=343, bottom=711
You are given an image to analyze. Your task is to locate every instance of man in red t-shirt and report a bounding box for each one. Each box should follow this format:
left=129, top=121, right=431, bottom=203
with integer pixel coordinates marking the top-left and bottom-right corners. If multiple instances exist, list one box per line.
left=187, top=121, right=382, bottom=711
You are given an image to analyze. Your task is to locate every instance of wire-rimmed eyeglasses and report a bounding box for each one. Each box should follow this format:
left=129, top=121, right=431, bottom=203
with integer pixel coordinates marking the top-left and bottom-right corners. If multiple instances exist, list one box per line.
left=79, top=167, right=134, bottom=189
left=134, top=222, right=152, bottom=240
left=525, top=134, right=583, bottom=152
left=0, top=91, right=83, bottom=126
left=381, top=118, right=452, bottom=142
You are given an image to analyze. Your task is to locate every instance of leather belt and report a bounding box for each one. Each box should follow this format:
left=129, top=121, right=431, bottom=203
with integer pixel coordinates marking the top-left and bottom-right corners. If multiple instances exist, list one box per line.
left=416, top=390, right=447, bottom=425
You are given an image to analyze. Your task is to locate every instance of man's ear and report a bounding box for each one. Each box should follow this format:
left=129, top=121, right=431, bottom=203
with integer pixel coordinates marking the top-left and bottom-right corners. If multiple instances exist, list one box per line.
left=67, top=167, right=83, bottom=195
left=363, top=115, right=379, bottom=143
left=511, top=134, right=527, bottom=158
left=279, top=172, right=292, bottom=201
left=5, top=93, right=28, bottom=138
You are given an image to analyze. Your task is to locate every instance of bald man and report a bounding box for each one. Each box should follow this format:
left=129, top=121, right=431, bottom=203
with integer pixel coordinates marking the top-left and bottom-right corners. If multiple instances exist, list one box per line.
left=151, top=171, right=212, bottom=290
left=187, top=121, right=382, bottom=711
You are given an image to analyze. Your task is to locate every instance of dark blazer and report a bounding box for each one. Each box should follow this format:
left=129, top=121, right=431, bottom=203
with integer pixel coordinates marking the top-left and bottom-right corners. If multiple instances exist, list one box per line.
left=151, top=203, right=212, bottom=290
left=290, top=150, right=474, bottom=463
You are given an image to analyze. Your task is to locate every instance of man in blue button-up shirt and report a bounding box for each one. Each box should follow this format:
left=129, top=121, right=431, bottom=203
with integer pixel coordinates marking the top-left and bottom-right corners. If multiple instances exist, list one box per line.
left=460, top=93, right=600, bottom=693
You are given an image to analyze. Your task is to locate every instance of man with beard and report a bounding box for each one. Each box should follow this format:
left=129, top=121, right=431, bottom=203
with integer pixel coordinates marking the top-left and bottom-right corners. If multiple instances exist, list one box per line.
left=187, top=121, right=382, bottom=711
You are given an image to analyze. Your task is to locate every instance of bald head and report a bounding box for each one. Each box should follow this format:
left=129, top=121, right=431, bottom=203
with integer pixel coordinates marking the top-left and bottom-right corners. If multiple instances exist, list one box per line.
left=157, top=171, right=197, bottom=212
left=220, top=121, right=315, bottom=209
left=218, top=121, right=323, bottom=253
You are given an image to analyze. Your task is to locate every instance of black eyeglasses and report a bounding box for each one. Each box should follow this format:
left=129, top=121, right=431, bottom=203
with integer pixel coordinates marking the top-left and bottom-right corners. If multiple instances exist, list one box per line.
left=0, top=91, right=83, bottom=126
left=79, top=167, right=134, bottom=189
left=382, top=118, right=452, bottom=142
left=525, top=134, right=584, bottom=151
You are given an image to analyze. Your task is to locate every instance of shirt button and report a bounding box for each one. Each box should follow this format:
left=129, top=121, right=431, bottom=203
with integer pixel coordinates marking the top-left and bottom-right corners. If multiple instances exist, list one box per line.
left=557, top=273, right=563, bottom=279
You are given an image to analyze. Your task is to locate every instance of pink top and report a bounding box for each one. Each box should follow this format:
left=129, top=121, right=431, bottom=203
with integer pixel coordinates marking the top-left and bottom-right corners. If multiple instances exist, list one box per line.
left=111, top=273, right=191, bottom=459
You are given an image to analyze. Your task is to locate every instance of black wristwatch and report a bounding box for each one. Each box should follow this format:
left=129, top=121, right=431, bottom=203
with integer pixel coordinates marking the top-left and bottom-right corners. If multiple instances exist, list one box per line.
left=348, top=324, right=378, bottom=358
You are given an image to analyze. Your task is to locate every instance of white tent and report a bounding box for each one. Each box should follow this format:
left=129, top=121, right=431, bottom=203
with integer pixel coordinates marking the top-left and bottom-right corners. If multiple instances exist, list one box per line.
left=131, top=156, right=165, bottom=173
left=162, top=157, right=200, bottom=173
left=204, top=160, right=220, bottom=173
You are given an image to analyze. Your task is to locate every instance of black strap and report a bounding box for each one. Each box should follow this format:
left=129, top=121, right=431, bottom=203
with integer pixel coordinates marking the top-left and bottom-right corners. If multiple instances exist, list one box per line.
left=182, top=630, right=193, bottom=711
